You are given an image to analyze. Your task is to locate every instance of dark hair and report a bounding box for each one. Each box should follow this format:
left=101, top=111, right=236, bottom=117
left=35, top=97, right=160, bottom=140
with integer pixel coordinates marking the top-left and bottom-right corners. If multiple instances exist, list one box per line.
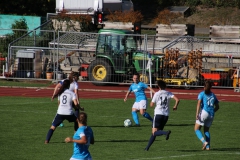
left=78, top=112, right=87, bottom=125
left=133, top=73, right=140, bottom=78
left=53, top=79, right=70, bottom=98
left=157, top=80, right=166, bottom=89
left=204, top=80, right=212, bottom=94
left=68, top=72, right=74, bottom=83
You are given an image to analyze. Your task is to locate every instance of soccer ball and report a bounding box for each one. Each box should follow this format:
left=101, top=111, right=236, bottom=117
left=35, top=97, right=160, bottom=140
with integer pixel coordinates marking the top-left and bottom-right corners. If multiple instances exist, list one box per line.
left=124, top=119, right=132, bottom=127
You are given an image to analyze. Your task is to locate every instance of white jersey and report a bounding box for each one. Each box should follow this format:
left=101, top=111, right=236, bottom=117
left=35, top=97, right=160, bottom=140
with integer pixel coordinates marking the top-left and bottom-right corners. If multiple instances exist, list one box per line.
left=69, top=81, right=79, bottom=92
left=152, top=90, right=174, bottom=116
left=60, top=79, right=78, bottom=92
left=57, top=89, right=76, bottom=115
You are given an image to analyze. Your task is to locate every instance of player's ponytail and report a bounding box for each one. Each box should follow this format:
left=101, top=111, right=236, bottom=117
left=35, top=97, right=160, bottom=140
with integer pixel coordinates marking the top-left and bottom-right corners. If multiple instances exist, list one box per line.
left=53, top=79, right=70, bottom=98
left=77, top=112, right=87, bottom=125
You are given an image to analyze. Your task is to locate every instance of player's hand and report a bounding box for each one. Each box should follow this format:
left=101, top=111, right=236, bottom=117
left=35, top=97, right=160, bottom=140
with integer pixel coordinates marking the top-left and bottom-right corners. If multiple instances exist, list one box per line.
left=65, top=137, right=72, bottom=143
left=196, top=114, right=199, bottom=120
left=124, top=98, right=127, bottom=102
left=173, top=107, right=177, bottom=111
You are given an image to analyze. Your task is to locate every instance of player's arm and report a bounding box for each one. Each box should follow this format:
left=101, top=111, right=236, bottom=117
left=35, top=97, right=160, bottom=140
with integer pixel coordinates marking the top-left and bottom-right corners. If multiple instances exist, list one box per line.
left=74, top=89, right=80, bottom=104
left=150, top=101, right=155, bottom=107
left=73, top=99, right=84, bottom=111
left=147, top=86, right=156, bottom=94
left=172, top=96, right=180, bottom=110
left=214, top=103, right=219, bottom=112
left=124, top=90, right=131, bottom=102
left=196, top=99, right=202, bottom=120
left=65, top=135, right=87, bottom=144
left=51, top=83, right=62, bottom=101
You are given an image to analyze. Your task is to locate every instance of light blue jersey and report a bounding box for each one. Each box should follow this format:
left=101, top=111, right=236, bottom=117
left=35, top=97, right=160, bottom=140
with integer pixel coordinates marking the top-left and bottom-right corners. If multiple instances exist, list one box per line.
left=129, top=82, right=148, bottom=102
left=71, top=126, right=94, bottom=160
left=198, top=91, right=219, bottom=117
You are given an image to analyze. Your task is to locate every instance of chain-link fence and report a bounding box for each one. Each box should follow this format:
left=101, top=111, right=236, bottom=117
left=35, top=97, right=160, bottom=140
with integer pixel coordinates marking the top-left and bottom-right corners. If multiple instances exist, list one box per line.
left=1, top=22, right=240, bottom=88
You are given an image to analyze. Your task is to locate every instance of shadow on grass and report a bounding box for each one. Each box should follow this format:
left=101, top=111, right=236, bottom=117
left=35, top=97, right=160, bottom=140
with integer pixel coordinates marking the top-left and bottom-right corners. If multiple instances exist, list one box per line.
left=96, top=139, right=150, bottom=142
left=178, top=147, right=240, bottom=152
left=211, top=148, right=240, bottom=151
left=167, top=124, right=194, bottom=127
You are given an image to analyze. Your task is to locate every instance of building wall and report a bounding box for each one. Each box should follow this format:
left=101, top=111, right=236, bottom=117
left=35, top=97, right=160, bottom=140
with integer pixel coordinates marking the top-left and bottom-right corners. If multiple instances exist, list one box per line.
left=0, top=15, right=42, bottom=36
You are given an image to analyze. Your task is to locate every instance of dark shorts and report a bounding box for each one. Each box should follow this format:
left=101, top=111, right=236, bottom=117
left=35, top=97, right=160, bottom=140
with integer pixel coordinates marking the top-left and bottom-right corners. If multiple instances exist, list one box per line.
left=153, top=114, right=169, bottom=130
left=52, top=114, right=77, bottom=127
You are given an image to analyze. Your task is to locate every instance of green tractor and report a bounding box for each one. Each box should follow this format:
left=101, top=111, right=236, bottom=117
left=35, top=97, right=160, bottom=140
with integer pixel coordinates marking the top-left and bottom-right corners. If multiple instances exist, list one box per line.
left=87, top=29, right=162, bottom=85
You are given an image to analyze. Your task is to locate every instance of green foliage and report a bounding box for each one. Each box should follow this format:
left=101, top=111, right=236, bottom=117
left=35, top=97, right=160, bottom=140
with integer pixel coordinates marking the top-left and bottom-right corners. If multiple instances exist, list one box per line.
left=186, top=0, right=201, bottom=6
left=0, top=18, right=29, bottom=56
left=0, top=0, right=55, bottom=16
left=0, top=97, right=239, bottom=159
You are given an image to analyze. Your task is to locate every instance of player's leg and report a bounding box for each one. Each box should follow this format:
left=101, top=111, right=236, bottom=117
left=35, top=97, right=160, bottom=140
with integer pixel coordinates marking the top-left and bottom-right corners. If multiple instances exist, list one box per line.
left=194, top=110, right=209, bottom=149
left=204, top=126, right=210, bottom=150
left=139, top=100, right=153, bottom=122
left=153, top=115, right=171, bottom=140
left=132, top=102, right=140, bottom=126
left=204, top=117, right=213, bottom=150
left=145, top=115, right=157, bottom=151
left=67, top=114, right=79, bottom=131
left=45, top=114, right=63, bottom=144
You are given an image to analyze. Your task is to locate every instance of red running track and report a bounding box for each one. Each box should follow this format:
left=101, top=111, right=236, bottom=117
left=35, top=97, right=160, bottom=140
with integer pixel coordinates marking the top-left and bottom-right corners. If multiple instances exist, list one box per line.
left=0, top=82, right=240, bottom=102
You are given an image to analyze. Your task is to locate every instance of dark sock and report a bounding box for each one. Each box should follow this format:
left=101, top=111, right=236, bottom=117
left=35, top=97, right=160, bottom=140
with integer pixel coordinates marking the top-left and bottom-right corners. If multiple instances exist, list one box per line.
left=46, top=129, right=54, bottom=142
left=74, top=109, right=79, bottom=117
left=74, top=121, right=78, bottom=131
left=143, top=112, right=153, bottom=122
left=145, top=135, right=156, bottom=151
left=154, top=130, right=167, bottom=136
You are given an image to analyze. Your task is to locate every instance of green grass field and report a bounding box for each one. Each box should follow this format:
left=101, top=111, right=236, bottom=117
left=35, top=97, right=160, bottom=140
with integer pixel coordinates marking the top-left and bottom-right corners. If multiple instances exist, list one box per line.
left=0, top=79, right=52, bottom=87
left=0, top=97, right=239, bottom=160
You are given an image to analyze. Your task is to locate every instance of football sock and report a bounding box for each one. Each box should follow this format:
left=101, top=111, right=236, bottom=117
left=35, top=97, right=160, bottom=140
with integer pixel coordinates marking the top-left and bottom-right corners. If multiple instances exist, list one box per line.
left=74, top=121, right=78, bottom=131
left=143, top=112, right=153, bottom=122
left=154, top=130, right=167, bottom=136
left=132, top=111, right=139, bottom=125
left=74, top=109, right=79, bottom=117
left=145, top=134, right=156, bottom=150
left=204, top=131, right=210, bottom=148
left=46, top=129, right=54, bottom=142
left=195, top=130, right=206, bottom=143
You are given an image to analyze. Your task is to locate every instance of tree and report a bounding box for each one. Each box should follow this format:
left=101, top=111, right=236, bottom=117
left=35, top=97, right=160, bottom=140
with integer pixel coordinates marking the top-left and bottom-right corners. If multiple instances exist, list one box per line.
left=0, top=18, right=29, bottom=57
left=0, top=0, right=55, bottom=16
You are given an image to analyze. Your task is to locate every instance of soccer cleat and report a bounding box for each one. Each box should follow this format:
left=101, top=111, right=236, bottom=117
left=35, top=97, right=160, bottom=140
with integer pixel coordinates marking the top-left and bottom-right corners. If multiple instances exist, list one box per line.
left=59, top=123, right=64, bottom=127
left=206, top=148, right=210, bottom=151
left=166, top=130, right=171, bottom=140
left=202, top=142, right=208, bottom=150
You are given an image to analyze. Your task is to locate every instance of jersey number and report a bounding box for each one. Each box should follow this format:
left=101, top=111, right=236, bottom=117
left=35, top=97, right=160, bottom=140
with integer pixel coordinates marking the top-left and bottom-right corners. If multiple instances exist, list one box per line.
left=62, top=95, right=67, bottom=104
left=159, top=96, right=168, bottom=108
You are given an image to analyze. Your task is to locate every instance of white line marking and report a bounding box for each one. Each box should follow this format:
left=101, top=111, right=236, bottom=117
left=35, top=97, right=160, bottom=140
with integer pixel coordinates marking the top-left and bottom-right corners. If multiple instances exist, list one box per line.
left=130, top=152, right=240, bottom=160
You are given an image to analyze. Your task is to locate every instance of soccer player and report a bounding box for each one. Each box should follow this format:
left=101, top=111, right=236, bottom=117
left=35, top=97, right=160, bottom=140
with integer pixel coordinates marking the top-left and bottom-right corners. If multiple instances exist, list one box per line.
left=45, top=79, right=84, bottom=144
left=194, top=80, right=219, bottom=150
left=52, top=72, right=80, bottom=126
left=65, top=112, right=94, bottom=160
left=144, top=80, right=179, bottom=151
left=124, top=73, right=156, bottom=126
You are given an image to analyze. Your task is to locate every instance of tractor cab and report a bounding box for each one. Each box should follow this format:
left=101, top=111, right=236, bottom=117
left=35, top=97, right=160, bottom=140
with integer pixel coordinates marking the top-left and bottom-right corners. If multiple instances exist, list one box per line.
left=96, top=29, right=138, bottom=73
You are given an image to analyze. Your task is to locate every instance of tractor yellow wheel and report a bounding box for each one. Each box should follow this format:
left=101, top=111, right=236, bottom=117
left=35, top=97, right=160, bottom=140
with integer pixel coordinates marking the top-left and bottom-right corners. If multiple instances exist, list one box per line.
left=139, top=73, right=150, bottom=84
left=92, top=65, right=107, bottom=81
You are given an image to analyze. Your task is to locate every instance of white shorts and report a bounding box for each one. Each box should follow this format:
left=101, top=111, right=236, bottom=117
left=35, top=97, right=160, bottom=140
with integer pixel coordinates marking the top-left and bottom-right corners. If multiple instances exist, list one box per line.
left=132, top=100, right=147, bottom=110
left=196, top=109, right=214, bottom=127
